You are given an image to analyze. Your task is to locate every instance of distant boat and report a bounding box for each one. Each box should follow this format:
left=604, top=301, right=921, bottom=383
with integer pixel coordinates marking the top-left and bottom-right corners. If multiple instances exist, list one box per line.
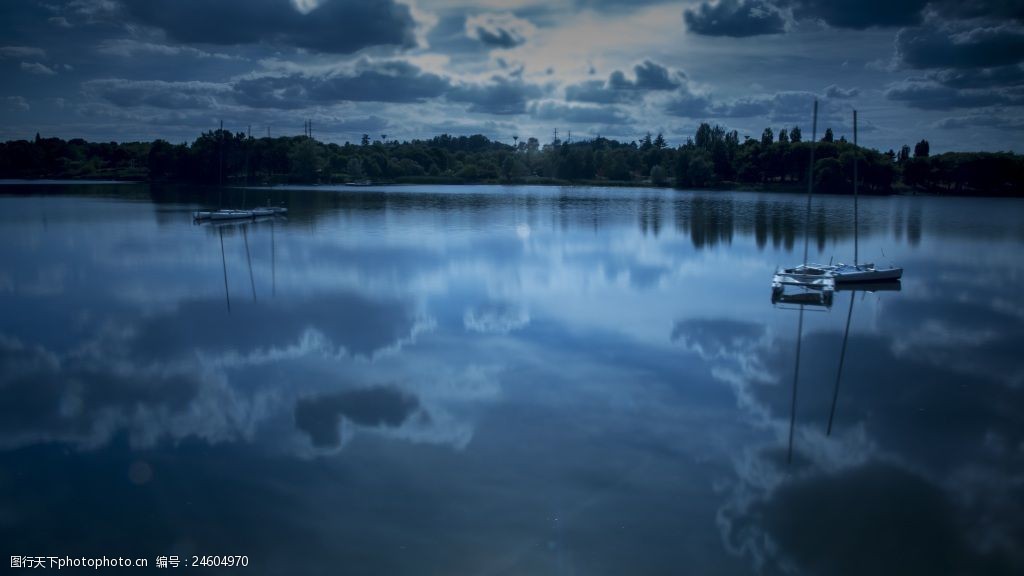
left=344, top=180, right=374, bottom=186
left=772, top=99, right=832, bottom=302
left=773, top=106, right=902, bottom=292
left=823, top=110, right=903, bottom=284
left=193, top=207, right=286, bottom=221
left=772, top=265, right=835, bottom=307
left=195, top=213, right=285, bottom=227
left=776, top=261, right=901, bottom=284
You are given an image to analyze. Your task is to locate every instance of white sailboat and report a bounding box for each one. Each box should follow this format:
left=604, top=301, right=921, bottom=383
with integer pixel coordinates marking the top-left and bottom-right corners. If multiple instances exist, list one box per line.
left=773, top=100, right=836, bottom=304
left=821, top=110, right=902, bottom=284
left=773, top=106, right=902, bottom=295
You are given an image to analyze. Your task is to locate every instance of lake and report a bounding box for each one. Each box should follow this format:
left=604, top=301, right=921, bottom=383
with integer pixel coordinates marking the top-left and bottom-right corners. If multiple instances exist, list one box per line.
left=1, top=182, right=1022, bottom=575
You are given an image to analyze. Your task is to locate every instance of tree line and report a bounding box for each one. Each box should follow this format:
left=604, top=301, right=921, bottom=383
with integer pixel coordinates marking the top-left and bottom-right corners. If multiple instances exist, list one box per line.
left=1, top=126, right=1021, bottom=196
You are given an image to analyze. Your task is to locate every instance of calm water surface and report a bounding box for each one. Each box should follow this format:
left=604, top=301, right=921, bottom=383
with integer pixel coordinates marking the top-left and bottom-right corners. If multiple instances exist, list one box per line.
left=1, top=183, right=1023, bottom=575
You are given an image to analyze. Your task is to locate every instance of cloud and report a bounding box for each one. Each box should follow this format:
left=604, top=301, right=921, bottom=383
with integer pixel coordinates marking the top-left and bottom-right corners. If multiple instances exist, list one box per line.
left=664, top=87, right=820, bottom=121
left=4, top=96, right=30, bottom=112
left=566, top=60, right=681, bottom=104
left=234, top=60, right=451, bottom=108
left=611, top=60, right=682, bottom=91
left=447, top=74, right=544, bottom=114
left=683, top=0, right=787, bottom=37
left=824, top=84, right=860, bottom=98
left=924, top=65, right=1024, bottom=89
left=664, top=89, right=714, bottom=117
left=930, top=0, right=1024, bottom=22
left=884, top=80, right=1020, bottom=110
left=463, top=302, right=531, bottom=334
left=294, top=385, right=421, bottom=448
left=129, top=292, right=422, bottom=362
left=84, top=60, right=548, bottom=117
left=20, top=61, right=56, bottom=75
left=0, top=46, right=46, bottom=59
left=465, top=13, right=537, bottom=48
left=896, top=21, right=1024, bottom=70
left=933, top=113, right=1024, bottom=130
left=726, top=461, right=1009, bottom=575
left=0, top=334, right=266, bottom=450
left=529, top=100, right=632, bottom=124
left=95, top=39, right=235, bottom=60
left=786, top=0, right=928, bottom=29
left=83, top=79, right=233, bottom=109
left=118, top=0, right=417, bottom=54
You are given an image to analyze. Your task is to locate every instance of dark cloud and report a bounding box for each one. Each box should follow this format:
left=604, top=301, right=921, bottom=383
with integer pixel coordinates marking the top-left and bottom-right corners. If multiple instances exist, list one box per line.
left=234, top=61, right=451, bottom=108
left=83, top=79, right=232, bottom=109
left=118, top=0, right=417, bottom=54
left=671, top=318, right=765, bottom=355
left=896, top=22, right=1024, bottom=70
left=711, top=95, right=773, bottom=117
left=786, top=0, right=928, bottom=29
left=931, top=0, right=1024, bottom=22
left=748, top=462, right=1014, bottom=575
left=465, top=13, right=535, bottom=49
left=664, top=88, right=820, bottom=121
left=131, top=291, right=419, bottom=361
left=885, top=80, right=1019, bottom=109
left=473, top=27, right=520, bottom=48
left=934, top=112, right=1024, bottom=130
left=824, top=84, right=859, bottom=98
left=565, top=79, right=626, bottom=104
left=664, top=89, right=713, bottom=117
left=529, top=101, right=631, bottom=124
left=683, top=0, right=787, bottom=37
left=294, top=386, right=420, bottom=448
left=0, top=335, right=205, bottom=448
left=610, top=60, right=681, bottom=91
left=566, top=61, right=680, bottom=104
left=447, top=75, right=544, bottom=114
left=925, top=65, right=1024, bottom=89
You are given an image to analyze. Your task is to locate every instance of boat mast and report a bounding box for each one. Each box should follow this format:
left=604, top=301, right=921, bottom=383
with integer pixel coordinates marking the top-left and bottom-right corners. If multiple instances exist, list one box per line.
left=788, top=305, right=805, bottom=464
left=853, top=110, right=859, bottom=267
left=802, top=100, right=818, bottom=266
left=827, top=291, right=855, bottom=436
left=219, top=227, right=231, bottom=313
left=243, top=225, right=257, bottom=303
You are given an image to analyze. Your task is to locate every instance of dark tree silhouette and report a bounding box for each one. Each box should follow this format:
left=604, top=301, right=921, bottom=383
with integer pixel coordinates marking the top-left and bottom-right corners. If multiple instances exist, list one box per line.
left=914, top=139, right=930, bottom=158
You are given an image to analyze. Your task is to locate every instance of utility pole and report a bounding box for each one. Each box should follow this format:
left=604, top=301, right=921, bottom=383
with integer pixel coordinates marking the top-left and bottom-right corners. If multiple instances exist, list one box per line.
left=218, top=119, right=223, bottom=188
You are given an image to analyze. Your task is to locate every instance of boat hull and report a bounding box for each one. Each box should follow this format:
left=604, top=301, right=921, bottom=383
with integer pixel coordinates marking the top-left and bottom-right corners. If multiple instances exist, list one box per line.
left=193, top=207, right=287, bottom=221
left=828, top=264, right=903, bottom=283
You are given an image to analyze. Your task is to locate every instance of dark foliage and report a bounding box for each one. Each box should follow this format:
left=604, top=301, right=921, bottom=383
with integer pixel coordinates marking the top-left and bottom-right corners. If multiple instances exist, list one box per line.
left=1, top=126, right=1021, bottom=196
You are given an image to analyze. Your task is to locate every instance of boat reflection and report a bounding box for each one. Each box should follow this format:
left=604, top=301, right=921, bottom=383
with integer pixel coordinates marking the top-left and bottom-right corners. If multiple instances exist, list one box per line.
left=778, top=279, right=901, bottom=461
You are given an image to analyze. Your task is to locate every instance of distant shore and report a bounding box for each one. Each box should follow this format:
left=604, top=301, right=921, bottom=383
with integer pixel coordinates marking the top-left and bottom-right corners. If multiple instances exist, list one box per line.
left=4, top=130, right=1021, bottom=198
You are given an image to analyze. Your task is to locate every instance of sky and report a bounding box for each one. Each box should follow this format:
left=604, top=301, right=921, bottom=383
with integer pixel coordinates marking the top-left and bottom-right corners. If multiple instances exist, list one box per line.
left=0, top=0, right=1022, bottom=152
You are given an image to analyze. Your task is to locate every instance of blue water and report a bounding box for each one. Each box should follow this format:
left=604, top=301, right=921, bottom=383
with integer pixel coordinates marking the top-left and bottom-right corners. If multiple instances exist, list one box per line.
left=1, top=183, right=1022, bottom=574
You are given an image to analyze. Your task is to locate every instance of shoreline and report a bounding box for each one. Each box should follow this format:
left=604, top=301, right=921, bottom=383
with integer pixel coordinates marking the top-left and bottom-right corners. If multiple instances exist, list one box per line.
left=2, top=175, right=1022, bottom=199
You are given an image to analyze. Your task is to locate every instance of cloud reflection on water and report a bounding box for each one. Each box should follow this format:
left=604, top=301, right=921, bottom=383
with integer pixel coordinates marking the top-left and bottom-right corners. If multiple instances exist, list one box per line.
left=0, top=184, right=1023, bottom=574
